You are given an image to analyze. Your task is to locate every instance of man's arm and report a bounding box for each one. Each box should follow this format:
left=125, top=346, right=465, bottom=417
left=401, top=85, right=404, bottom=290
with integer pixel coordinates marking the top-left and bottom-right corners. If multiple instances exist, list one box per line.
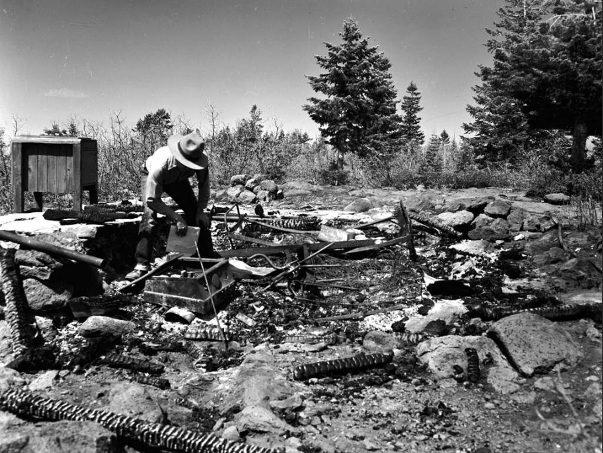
left=145, top=170, right=185, bottom=224
left=196, top=167, right=210, bottom=213
left=196, top=167, right=210, bottom=228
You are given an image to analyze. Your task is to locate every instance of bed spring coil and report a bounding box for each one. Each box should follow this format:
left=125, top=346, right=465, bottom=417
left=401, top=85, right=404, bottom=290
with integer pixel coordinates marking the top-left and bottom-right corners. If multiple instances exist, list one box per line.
left=292, top=351, right=393, bottom=381
left=0, top=389, right=279, bottom=453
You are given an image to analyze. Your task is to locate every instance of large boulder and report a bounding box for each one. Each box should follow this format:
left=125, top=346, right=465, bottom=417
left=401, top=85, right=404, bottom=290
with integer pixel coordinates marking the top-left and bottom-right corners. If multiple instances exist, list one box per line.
left=544, top=193, right=570, bottom=205
left=484, top=200, right=512, bottom=218
left=436, top=210, right=474, bottom=229
left=471, top=214, right=495, bottom=229
left=416, top=335, right=521, bottom=394
left=344, top=198, right=373, bottom=213
left=506, top=208, right=526, bottom=232
left=489, top=313, right=583, bottom=376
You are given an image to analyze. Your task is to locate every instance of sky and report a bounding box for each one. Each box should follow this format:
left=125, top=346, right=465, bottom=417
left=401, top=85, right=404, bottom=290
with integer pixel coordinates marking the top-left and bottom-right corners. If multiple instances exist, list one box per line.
left=0, top=0, right=506, bottom=140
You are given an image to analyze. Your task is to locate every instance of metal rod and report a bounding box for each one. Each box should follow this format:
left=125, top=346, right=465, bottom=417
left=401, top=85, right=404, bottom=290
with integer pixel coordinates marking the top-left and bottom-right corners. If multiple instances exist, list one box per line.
left=0, top=230, right=106, bottom=268
left=195, top=241, right=228, bottom=349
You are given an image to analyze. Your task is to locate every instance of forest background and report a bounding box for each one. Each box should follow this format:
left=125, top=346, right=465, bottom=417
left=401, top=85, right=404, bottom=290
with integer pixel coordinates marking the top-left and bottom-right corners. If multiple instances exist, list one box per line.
left=0, top=0, right=601, bottom=224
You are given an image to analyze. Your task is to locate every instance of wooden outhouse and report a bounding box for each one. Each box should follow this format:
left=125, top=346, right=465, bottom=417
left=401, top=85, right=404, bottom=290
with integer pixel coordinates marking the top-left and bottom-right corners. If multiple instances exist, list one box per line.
left=11, top=135, right=98, bottom=212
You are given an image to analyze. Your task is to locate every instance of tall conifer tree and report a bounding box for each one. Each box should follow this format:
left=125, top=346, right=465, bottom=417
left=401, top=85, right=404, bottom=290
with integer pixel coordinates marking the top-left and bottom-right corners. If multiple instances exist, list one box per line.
left=303, top=18, right=403, bottom=170
left=401, top=82, right=425, bottom=146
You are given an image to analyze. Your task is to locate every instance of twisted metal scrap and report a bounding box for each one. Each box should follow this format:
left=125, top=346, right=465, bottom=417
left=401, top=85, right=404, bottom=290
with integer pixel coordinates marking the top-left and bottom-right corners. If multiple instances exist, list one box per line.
left=405, top=211, right=463, bottom=239
left=467, top=303, right=602, bottom=322
left=131, top=374, right=171, bottom=390
left=245, top=217, right=320, bottom=233
left=184, top=326, right=233, bottom=342
left=0, top=247, right=39, bottom=356
left=0, top=389, right=279, bottom=453
left=292, top=351, right=393, bottom=381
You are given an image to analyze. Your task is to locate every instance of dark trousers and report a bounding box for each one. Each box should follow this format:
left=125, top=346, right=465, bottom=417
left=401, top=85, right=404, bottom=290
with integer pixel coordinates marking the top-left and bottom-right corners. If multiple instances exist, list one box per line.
left=134, top=170, right=214, bottom=266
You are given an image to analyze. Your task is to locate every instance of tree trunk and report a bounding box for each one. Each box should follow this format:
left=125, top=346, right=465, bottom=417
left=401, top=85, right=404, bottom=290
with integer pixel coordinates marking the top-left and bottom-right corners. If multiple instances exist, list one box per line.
left=337, top=149, right=345, bottom=171
left=571, top=120, right=588, bottom=173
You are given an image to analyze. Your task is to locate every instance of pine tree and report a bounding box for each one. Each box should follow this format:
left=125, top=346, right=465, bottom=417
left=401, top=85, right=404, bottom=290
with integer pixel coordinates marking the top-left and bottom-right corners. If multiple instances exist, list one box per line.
left=134, top=108, right=173, bottom=154
left=303, top=18, right=403, bottom=170
left=464, top=0, right=602, bottom=171
left=401, top=82, right=425, bottom=146
left=421, top=133, right=443, bottom=175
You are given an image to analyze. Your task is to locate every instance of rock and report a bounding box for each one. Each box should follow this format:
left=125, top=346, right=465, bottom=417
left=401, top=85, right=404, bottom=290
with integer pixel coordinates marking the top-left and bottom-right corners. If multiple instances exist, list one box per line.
left=344, top=198, right=373, bottom=213
left=468, top=227, right=511, bottom=241
left=0, top=420, right=117, bottom=453
left=523, top=211, right=556, bottom=232
left=105, top=382, right=165, bottom=424
left=507, top=208, right=526, bottom=232
left=559, top=290, right=603, bottom=306
left=269, top=393, right=304, bottom=411
left=544, top=193, right=570, bottom=205
left=238, top=190, right=257, bottom=204
left=35, top=316, right=58, bottom=341
left=469, top=217, right=511, bottom=241
left=449, top=240, right=497, bottom=258
left=164, top=307, right=195, bottom=324
left=22, top=279, right=73, bottom=313
left=416, top=335, right=521, bottom=393
left=226, top=185, right=245, bottom=201
left=230, top=174, right=251, bottom=186
left=423, top=319, right=448, bottom=336
left=362, top=331, right=398, bottom=352
left=436, top=210, right=474, bottom=229
left=472, top=214, right=495, bottom=229
left=28, top=370, right=59, bottom=391
left=236, top=405, right=293, bottom=436
left=0, top=320, right=14, bottom=363
left=467, top=197, right=495, bottom=214
left=214, top=189, right=229, bottom=203
left=255, top=189, right=270, bottom=201
left=245, top=174, right=268, bottom=190
left=489, top=313, right=583, bottom=376
left=211, top=350, right=305, bottom=416
left=275, top=189, right=284, bottom=200
left=221, top=425, right=240, bottom=441
left=0, top=365, right=27, bottom=392
left=405, top=300, right=467, bottom=333
left=78, top=316, right=135, bottom=339
left=259, top=179, right=278, bottom=194
left=484, top=200, right=512, bottom=218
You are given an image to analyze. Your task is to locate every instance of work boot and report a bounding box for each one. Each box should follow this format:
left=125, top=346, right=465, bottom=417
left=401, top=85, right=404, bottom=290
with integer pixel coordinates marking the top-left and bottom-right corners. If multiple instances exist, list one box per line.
left=125, top=264, right=149, bottom=281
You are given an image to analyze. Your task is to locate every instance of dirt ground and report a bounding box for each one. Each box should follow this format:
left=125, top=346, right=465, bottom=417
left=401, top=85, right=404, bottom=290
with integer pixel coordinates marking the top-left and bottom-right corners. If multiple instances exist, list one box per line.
left=1, top=186, right=602, bottom=453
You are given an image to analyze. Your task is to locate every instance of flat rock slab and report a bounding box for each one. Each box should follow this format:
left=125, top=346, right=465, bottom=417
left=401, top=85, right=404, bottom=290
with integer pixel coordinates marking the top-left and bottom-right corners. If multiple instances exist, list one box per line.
left=489, top=313, right=583, bottom=376
left=416, top=335, right=521, bottom=394
left=78, top=316, right=135, bottom=339
left=104, top=382, right=165, bottom=424
left=0, top=420, right=117, bottom=453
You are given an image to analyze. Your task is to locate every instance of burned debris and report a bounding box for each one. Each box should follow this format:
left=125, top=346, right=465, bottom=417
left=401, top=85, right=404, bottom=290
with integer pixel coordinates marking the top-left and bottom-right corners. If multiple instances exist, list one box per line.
left=0, top=192, right=601, bottom=452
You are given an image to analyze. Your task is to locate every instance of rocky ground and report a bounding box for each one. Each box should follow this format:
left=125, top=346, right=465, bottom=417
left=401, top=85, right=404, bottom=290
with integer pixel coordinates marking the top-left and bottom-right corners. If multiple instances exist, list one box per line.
left=0, top=183, right=601, bottom=453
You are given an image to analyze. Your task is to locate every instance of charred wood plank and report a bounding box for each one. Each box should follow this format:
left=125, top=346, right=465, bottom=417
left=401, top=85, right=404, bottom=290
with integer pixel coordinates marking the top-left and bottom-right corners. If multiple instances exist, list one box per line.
left=466, top=303, right=602, bottom=322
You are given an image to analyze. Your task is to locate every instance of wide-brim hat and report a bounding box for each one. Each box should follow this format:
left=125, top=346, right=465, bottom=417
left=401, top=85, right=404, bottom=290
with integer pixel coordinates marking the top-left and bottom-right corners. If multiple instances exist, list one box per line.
left=167, top=132, right=208, bottom=170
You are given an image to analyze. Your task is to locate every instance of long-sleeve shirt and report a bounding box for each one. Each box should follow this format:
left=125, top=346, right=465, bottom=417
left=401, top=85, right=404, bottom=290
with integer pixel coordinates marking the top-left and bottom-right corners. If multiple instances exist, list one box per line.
left=144, top=146, right=210, bottom=223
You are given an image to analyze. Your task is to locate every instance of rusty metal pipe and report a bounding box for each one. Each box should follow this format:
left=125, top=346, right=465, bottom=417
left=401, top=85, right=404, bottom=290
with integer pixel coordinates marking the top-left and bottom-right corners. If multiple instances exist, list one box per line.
left=0, top=230, right=107, bottom=269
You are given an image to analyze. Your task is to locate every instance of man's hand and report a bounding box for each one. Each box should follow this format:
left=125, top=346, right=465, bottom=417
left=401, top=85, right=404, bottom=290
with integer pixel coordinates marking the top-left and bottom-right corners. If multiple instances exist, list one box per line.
left=197, top=211, right=210, bottom=229
left=176, top=219, right=188, bottom=237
